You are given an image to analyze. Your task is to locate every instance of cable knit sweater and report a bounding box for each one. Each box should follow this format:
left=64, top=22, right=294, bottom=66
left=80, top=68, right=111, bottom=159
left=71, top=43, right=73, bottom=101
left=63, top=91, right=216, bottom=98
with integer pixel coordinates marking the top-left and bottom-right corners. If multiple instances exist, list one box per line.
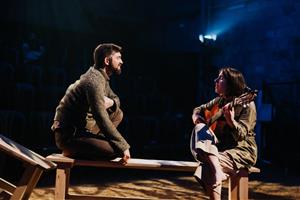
left=53, top=67, right=130, bottom=153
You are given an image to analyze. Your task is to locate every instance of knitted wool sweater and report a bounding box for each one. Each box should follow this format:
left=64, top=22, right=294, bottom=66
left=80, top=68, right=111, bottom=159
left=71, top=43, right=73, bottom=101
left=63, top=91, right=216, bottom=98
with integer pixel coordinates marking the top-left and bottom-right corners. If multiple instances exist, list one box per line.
left=53, top=67, right=130, bottom=152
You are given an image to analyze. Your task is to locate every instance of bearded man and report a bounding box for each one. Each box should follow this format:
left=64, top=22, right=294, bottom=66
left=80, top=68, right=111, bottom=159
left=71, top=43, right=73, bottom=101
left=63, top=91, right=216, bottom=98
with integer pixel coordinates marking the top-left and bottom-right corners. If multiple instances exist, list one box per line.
left=51, top=43, right=130, bottom=164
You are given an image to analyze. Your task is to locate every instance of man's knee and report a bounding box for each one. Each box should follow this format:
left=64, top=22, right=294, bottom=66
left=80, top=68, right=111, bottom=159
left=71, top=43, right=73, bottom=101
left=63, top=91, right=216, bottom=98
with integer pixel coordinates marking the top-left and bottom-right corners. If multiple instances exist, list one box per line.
left=194, top=123, right=206, bottom=132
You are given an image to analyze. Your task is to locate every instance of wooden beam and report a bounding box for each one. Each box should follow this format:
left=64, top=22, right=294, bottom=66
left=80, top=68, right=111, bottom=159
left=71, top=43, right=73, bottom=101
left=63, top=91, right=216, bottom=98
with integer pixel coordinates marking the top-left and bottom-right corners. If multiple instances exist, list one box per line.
left=47, top=154, right=199, bottom=172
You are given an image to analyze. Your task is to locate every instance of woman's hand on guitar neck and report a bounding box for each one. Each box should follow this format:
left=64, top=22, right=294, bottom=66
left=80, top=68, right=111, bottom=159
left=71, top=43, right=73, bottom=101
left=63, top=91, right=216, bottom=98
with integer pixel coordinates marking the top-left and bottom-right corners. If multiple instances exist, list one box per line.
left=222, top=103, right=235, bottom=128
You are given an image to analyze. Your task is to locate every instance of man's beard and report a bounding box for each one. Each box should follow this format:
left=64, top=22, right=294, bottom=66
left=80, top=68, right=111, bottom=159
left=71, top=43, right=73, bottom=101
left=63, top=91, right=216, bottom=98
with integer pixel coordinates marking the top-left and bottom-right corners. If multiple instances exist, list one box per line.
left=114, top=67, right=122, bottom=75
left=109, top=62, right=122, bottom=75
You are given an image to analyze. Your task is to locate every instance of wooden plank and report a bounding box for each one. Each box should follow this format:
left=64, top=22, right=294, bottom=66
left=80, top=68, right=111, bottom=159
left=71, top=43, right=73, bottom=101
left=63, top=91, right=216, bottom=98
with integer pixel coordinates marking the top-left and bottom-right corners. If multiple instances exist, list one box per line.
left=0, top=134, right=56, bottom=170
left=46, top=154, right=75, bottom=164
left=47, top=154, right=199, bottom=172
left=75, top=158, right=199, bottom=172
left=0, top=177, right=16, bottom=195
left=47, top=154, right=260, bottom=174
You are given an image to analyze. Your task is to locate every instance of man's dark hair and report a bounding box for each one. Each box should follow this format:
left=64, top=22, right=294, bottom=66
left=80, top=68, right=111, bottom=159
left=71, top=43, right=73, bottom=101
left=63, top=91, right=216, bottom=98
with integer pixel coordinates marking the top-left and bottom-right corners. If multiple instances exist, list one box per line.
left=220, top=67, right=247, bottom=97
left=93, top=43, right=122, bottom=69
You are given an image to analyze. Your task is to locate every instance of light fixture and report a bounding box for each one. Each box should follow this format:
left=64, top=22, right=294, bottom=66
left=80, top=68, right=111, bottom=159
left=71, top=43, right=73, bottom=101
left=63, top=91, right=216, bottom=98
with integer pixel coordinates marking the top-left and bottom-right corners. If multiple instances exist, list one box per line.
left=198, top=34, right=217, bottom=43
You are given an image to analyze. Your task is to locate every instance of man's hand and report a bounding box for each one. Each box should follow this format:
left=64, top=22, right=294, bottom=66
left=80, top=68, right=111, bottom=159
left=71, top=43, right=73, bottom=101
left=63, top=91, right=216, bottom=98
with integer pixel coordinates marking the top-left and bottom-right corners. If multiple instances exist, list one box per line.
left=104, top=96, right=114, bottom=109
left=120, top=149, right=131, bottom=165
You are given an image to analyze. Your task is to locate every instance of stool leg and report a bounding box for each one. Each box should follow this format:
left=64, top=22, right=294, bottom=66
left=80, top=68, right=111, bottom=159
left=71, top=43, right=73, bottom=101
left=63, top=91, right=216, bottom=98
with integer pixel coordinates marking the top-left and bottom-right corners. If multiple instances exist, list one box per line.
left=238, top=170, right=249, bottom=200
left=11, top=164, right=43, bottom=200
left=54, top=167, right=71, bottom=200
left=229, top=175, right=239, bottom=200
left=228, top=169, right=249, bottom=200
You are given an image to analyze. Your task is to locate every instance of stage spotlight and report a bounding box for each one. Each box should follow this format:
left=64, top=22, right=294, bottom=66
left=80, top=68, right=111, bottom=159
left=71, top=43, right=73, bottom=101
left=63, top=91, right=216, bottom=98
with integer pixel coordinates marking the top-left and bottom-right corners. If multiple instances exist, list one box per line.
left=199, top=34, right=204, bottom=43
left=198, top=34, right=217, bottom=43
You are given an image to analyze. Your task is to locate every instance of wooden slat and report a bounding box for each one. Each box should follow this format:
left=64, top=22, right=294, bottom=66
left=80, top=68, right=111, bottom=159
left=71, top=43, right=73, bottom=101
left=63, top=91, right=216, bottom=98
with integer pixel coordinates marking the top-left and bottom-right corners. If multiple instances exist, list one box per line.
left=47, top=154, right=199, bottom=172
left=46, top=154, right=74, bottom=164
left=76, top=158, right=199, bottom=172
left=0, top=177, right=16, bottom=195
left=0, top=134, right=56, bottom=170
left=47, top=154, right=261, bottom=173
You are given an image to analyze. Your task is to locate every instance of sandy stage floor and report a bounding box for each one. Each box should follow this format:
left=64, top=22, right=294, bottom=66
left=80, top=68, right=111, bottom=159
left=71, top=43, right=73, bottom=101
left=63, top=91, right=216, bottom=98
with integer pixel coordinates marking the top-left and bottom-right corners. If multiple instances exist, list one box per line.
left=27, top=166, right=300, bottom=200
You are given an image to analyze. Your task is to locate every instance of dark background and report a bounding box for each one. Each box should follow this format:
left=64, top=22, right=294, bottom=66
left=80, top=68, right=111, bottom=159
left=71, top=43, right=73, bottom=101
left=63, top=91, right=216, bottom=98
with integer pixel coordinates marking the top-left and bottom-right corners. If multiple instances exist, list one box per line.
left=0, top=0, right=299, bottom=177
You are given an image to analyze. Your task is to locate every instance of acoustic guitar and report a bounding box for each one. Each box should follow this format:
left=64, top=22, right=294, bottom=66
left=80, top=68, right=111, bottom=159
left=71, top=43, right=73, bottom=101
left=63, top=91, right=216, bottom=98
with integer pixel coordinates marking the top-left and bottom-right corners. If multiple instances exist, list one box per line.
left=190, top=87, right=258, bottom=156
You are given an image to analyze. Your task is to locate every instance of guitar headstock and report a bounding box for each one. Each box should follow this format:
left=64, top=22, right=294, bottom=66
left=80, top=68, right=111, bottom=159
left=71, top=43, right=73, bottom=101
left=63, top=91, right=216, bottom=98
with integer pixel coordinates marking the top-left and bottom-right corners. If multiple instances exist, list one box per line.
left=234, top=87, right=258, bottom=107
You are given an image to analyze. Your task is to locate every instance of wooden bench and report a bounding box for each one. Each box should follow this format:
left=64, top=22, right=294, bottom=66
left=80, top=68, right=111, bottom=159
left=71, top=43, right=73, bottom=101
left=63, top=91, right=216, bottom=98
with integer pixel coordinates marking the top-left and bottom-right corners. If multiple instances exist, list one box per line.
left=0, top=134, right=57, bottom=200
left=46, top=153, right=259, bottom=200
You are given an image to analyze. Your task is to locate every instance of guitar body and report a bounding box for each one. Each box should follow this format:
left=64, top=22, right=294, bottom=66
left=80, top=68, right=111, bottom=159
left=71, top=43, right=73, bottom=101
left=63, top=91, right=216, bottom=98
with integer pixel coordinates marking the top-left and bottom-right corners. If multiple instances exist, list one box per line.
left=204, top=104, right=219, bottom=131
left=203, top=88, right=258, bottom=131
